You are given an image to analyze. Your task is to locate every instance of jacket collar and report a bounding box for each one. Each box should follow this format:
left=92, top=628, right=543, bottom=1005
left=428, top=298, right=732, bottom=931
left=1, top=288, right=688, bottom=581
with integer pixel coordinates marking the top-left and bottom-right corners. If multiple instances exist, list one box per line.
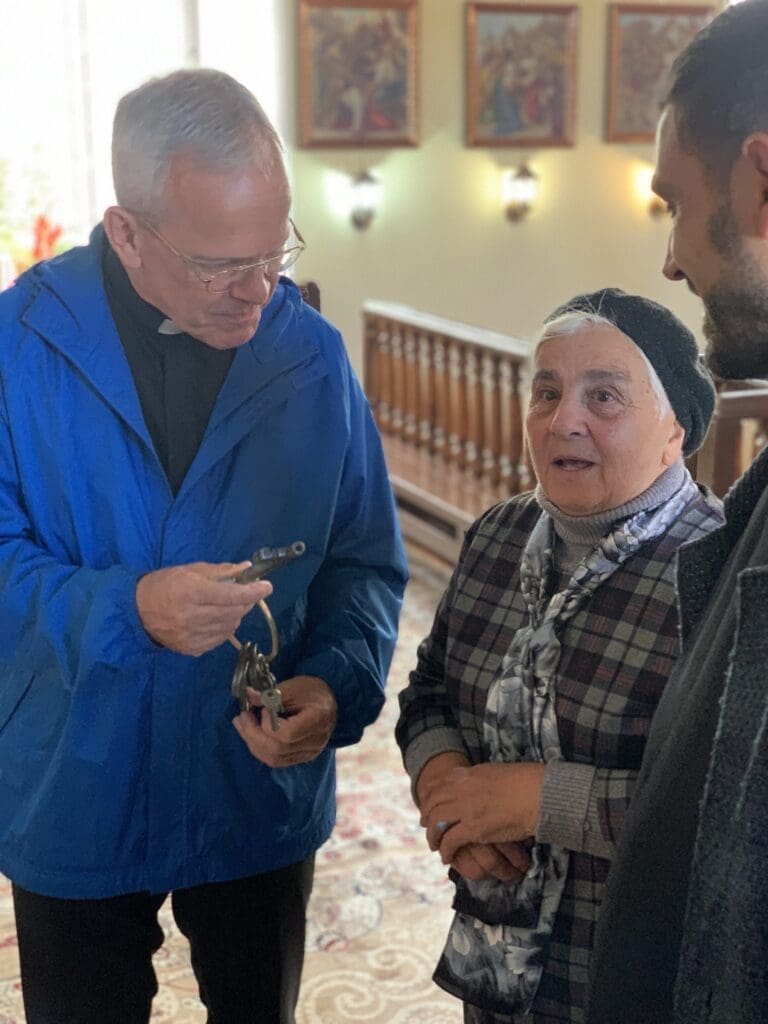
left=18, top=226, right=322, bottom=488
left=677, top=447, right=768, bottom=643
left=21, top=229, right=153, bottom=449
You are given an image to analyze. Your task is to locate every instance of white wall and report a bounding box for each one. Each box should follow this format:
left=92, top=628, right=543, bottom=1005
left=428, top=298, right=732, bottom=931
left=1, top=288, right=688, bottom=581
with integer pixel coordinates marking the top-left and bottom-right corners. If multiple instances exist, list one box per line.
left=196, top=0, right=293, bottom=144
left=290, top=0, right=722, bottom=372
left=0, top=0, right=727, bottom=374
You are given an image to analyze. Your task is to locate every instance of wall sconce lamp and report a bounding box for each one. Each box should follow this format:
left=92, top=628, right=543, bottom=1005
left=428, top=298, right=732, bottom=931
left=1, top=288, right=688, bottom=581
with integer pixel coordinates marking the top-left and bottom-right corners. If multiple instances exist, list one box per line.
left=648, top=194, right=667, bottom=219
left=503, top=163, right=539, bottom=222
left=350, top=169, right=382, bottom=230
left=635, top=163, right=667, bottom=219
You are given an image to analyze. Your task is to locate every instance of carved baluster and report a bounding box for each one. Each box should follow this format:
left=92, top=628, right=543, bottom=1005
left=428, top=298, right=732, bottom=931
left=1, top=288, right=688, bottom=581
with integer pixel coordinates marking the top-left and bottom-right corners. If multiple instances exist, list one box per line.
left=741, top=417, right=765, bottom=473
left=363, top=314, right=377, bottom=410
left=480, top=351, right=501, bottom=486
left=447, top=340, right=466, bottom=468
left=417, top=332, right=434, bottom=450
left=498, top=358, right=515, bottom=490
left=378, top=323, right=392, bottom=434
left=432, top=336, right=449, bottom=458
left=390, top=326, right=405, bottom=437
left=365, top=316, right=384, bottom=431
left=463, top=347, right=482, bottom=475
left=402, top=328, right=419, bottom=443
left=718, top=423, right=741, bottom=495
left=755, top=418, right=768, bottom=463
left=515, top=362, right=534, bottom=490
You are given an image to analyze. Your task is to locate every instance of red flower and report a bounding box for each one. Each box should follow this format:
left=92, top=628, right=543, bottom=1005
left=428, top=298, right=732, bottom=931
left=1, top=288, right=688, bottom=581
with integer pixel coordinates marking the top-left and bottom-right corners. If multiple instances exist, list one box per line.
left=31, top=213, right=63, bottom=261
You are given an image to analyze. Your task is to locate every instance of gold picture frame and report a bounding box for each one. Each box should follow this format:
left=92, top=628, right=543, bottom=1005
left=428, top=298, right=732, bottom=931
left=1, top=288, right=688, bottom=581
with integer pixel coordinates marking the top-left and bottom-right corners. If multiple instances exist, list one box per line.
left=298, top=0, right=419, bottom=148
left=466, top=2, right=579, bottom=148
left=606, top=3, right=716, bottom=142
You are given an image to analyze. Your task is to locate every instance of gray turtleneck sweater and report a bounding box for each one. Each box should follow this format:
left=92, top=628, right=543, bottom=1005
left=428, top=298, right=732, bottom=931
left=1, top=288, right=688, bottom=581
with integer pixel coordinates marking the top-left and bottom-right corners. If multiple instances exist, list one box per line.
left=535, top=459, right=686, bottom=857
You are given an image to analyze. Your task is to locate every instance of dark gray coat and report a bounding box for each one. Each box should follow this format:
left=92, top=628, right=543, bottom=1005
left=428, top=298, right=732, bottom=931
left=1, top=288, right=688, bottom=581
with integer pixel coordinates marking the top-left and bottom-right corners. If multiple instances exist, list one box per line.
left=586, top=446, right=768, bottom=1024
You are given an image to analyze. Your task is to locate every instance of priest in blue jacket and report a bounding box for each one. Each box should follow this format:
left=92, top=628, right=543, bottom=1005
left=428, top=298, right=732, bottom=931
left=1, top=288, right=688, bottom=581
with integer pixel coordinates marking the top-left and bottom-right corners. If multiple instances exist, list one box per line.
left=0, top=67, right=406, bottom=1024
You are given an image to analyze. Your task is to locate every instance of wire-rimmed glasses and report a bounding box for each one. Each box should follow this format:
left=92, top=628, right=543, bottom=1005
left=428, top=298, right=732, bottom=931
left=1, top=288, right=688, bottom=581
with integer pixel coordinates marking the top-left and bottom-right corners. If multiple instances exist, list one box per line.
left=139, top=217, right=305, bottom=293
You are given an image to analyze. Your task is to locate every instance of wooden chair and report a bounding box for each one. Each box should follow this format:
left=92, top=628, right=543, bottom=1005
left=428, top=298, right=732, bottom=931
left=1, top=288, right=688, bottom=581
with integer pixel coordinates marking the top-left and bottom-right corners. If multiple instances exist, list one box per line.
left=299, top=281, right=321, bottom=313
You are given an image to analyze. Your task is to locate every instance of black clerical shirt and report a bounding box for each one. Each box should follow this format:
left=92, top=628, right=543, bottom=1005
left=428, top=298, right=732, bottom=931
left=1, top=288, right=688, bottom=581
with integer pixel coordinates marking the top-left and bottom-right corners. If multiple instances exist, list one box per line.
left=102, top=236, right=234, bottom=495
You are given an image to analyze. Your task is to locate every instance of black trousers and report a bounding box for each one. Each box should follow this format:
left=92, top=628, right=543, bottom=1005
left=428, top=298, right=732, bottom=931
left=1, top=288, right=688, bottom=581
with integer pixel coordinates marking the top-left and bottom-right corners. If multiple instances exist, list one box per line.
left=12, top=856, right=315, bottom=1024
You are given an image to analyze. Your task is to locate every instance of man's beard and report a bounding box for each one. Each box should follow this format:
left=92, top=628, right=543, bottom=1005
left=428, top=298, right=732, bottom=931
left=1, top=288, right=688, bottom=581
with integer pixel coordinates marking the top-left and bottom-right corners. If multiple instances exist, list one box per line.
left=702, top=204, right=768, bottom=380
left=704, top=288, right=768, bottom=379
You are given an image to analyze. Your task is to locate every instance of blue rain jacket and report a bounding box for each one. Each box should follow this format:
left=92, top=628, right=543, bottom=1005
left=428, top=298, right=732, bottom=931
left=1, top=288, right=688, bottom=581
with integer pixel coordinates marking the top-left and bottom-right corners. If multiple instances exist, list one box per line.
left=0, top=232, right=406, bottom=898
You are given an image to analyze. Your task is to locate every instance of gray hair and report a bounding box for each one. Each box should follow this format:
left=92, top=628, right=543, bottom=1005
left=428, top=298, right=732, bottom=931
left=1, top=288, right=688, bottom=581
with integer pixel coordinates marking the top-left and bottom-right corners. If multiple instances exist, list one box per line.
left=535, top=311, right=673, bottom=418
left=112, top=68, right=285, bottom=221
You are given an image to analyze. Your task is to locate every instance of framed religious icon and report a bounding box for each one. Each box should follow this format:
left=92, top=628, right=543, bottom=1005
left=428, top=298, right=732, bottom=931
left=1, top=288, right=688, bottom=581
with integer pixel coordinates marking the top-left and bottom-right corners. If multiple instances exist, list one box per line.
left=606, top=4, right=716, bottom=142
left=466, top=3, right=579, bottom=148
left=298, top=0, right=419, bottom=148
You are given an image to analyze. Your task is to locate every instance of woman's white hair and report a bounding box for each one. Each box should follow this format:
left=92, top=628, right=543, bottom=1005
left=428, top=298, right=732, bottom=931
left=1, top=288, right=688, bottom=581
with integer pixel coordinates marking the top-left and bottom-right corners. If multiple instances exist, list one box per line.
left=112, top=68, right=284, bottom=222
left=535, top=311, right=673, bottom=418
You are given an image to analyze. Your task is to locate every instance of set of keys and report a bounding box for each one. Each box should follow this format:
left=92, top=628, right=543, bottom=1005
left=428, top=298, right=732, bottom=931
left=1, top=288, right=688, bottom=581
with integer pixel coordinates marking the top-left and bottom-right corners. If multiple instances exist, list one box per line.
left=230, top=641, right=283, bottom=730
left=225, top=541, right=306, bottom=730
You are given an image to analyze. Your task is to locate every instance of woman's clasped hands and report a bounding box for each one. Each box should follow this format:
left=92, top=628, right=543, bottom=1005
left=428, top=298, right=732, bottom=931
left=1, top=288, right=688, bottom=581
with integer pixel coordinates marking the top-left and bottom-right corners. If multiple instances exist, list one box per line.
left=417, top=755, right=547, bottom=883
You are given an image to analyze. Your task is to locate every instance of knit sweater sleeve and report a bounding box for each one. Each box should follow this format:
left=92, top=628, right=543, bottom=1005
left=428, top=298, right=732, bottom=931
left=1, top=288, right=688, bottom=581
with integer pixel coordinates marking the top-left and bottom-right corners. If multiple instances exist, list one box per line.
left=536, top=760, right=637, bottom=860
left=396, top=575, right=470, bottom=802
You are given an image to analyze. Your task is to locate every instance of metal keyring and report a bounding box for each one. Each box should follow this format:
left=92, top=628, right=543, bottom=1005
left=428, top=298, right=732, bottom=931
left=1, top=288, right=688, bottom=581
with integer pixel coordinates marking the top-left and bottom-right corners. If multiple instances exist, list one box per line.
left=227, top=600, right=278, bottom=660
left=225, top=542, right=305, bottom=659
left=255, top=599, right=279, bottom=662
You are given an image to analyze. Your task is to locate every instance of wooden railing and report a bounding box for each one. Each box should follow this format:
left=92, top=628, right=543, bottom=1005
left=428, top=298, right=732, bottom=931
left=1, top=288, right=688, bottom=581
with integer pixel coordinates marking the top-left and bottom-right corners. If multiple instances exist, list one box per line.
left=695, top=379, right=768, bottom=496
left=363, top=300, right=532, bottom=560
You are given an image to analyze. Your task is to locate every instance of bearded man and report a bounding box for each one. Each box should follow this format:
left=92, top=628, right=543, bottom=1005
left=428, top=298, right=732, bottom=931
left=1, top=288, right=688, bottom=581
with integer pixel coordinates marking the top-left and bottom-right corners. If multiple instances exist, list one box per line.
left=586, top=3, right=768, bottom=1023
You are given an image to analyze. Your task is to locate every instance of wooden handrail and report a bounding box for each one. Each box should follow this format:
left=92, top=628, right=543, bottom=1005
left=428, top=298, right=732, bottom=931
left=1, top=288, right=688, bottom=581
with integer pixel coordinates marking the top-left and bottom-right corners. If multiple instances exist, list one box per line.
left=363, top=301, right=532, bottom=494
left=695, top=382, right=768, bottom=496
left=362, top=301, right=530, bottom=358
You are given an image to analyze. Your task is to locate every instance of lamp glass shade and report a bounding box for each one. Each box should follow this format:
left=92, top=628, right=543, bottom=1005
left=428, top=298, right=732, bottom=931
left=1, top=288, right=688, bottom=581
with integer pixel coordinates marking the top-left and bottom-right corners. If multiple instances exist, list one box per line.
left=350, top=170, right=382, bottom=229
left=503, top=166, right=538, bottom=206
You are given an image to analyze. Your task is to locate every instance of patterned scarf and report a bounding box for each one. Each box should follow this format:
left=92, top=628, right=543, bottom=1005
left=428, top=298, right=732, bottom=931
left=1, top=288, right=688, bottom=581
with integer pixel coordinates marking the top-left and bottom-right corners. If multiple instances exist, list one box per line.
left=434, top=474, right=698, bottom=1016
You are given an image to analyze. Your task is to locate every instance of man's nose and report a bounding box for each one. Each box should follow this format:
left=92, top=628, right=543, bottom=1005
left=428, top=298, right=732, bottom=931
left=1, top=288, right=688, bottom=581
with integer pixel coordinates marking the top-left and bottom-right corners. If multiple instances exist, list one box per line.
left=662, top=235, right=686, bottom=282
left=229, top=266, right=274, bottom=303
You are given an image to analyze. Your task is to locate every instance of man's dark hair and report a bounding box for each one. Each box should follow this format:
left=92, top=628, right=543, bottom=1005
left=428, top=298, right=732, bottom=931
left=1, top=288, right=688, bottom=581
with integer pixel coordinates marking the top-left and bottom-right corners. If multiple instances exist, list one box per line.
left=663, top=0, right=768, bottom=183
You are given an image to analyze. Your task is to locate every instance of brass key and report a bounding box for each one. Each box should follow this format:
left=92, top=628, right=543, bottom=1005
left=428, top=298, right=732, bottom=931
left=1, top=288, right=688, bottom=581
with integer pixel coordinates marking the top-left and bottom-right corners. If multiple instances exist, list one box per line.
left=250, top=652, right=283, bottom=731
left=260, top=688, right=283, bottom=732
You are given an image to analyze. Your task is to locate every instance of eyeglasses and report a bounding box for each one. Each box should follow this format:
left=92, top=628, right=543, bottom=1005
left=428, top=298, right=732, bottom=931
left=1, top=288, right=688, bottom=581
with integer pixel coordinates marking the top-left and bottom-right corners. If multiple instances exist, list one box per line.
left=139, top=217, right=305, bottom=293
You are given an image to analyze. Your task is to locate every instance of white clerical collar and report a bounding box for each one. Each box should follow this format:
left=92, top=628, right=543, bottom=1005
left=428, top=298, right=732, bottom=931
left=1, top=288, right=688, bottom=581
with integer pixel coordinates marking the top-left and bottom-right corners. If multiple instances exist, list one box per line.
left=158, top=318, right=184, bottom=335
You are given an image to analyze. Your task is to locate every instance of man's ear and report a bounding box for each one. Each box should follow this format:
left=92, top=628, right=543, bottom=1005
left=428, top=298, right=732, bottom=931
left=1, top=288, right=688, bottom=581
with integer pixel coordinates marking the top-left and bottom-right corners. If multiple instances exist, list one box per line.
left=102, top=207, right=143, bottom=270
left=742, top=134, right=768, bottom=239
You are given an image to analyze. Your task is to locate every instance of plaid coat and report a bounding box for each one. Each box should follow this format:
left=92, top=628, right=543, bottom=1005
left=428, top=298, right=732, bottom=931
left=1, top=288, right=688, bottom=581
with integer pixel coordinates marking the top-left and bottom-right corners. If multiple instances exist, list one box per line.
left=397, top=487, right=724, bottom=1023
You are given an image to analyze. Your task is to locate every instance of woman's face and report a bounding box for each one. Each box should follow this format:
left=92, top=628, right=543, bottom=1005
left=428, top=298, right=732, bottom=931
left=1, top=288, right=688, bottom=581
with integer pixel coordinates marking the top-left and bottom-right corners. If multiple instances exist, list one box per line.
left=525, top=326, right=684, bottom=516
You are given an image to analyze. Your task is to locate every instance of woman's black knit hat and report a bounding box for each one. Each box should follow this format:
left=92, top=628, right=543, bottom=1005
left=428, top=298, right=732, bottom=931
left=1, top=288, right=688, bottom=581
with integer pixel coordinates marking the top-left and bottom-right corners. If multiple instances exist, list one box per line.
left=544, top=287, right=716, bottom=456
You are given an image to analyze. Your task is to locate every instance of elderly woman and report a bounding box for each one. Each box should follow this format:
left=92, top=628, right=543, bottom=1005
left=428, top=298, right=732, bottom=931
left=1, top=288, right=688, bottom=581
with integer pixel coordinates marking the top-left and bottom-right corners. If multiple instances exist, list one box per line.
left=396, top=288, right=724, bottom=1024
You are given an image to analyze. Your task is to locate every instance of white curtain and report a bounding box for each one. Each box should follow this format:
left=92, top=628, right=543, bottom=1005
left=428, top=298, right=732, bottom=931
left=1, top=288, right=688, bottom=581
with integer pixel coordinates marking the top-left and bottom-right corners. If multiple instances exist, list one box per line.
left=0, top=0, right=287, bottom=276
left=0, top=0, right=190, bottom=262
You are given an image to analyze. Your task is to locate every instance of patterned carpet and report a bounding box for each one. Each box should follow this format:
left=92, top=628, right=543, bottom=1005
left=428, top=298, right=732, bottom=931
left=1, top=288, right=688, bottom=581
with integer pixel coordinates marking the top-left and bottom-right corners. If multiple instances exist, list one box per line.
left=0, top=549, right=462, bottom=1023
